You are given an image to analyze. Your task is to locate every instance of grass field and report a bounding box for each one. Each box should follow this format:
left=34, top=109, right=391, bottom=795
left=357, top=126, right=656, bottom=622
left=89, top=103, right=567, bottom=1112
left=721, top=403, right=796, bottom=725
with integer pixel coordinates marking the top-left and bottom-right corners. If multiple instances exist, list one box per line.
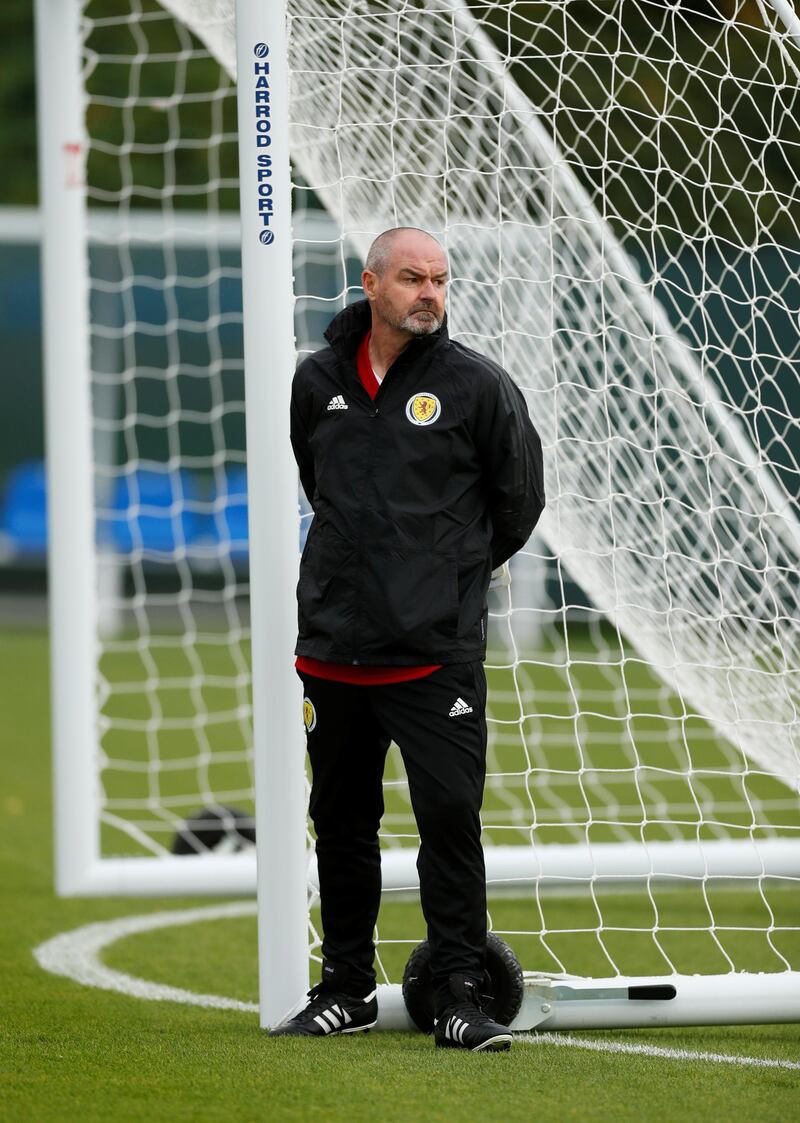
left=2, top=628, right=800, bottom=1122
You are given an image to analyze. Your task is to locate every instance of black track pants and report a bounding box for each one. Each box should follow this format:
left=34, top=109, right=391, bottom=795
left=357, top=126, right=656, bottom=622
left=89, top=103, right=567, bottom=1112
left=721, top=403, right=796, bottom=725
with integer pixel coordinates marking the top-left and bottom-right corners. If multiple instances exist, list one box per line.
left=299, top=662, right=488, bottom=1008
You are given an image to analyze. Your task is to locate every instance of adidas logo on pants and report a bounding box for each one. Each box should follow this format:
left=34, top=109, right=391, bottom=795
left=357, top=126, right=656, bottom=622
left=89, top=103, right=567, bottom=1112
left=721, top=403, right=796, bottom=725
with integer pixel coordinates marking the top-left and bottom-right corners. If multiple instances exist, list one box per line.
left=449, top=696, right=473, bottom=717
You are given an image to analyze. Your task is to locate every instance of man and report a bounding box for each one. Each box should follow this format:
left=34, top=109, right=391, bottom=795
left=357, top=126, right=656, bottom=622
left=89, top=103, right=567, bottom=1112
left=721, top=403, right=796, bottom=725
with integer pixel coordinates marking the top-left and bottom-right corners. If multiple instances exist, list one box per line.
left=270, top=228, right=544, bottom=1051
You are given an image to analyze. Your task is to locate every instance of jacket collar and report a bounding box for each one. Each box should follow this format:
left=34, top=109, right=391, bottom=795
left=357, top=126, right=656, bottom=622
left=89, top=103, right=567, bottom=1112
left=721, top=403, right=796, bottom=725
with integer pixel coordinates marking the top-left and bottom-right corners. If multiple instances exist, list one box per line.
left=324, top=298, right=449, bottom=362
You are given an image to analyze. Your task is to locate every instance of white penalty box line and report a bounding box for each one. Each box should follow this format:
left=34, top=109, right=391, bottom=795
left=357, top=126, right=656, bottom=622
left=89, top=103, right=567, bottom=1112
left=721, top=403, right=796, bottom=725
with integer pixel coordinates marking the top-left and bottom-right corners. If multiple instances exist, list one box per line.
left=517, top=1033, right=800, bottom=1071
left=32, top=903, right=800, bottom=1072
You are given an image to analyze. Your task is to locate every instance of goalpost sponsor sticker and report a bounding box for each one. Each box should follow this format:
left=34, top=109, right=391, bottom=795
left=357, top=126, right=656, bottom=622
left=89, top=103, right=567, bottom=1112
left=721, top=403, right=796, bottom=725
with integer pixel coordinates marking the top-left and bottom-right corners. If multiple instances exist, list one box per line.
left=252, top=43, right=275, bottom=245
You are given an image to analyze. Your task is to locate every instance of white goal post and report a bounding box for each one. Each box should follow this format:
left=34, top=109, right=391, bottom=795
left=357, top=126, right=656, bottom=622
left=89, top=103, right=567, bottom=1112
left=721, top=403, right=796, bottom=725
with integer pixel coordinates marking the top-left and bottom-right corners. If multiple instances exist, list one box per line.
left=36, top=0, right=800, bottom=1031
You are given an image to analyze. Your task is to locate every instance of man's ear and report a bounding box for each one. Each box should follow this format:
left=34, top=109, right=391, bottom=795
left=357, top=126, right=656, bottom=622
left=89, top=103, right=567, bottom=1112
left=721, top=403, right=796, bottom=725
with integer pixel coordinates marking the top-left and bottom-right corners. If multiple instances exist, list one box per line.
left=362, top=269, right=377, bottom=301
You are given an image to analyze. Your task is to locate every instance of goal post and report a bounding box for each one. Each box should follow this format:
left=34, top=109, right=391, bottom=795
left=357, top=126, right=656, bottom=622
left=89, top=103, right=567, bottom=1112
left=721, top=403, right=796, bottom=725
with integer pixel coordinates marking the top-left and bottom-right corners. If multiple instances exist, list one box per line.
left=232, top=0, right=309, bottom=1032
left=36, top=0, right=800, bottom=1031
left=35, top=0, right=100, bottom=898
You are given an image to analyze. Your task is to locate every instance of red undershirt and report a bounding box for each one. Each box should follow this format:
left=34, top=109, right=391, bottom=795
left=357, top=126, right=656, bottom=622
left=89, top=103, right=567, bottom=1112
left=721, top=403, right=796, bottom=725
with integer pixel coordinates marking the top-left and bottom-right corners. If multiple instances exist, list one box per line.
left=296, top=332, right=442, bottom=686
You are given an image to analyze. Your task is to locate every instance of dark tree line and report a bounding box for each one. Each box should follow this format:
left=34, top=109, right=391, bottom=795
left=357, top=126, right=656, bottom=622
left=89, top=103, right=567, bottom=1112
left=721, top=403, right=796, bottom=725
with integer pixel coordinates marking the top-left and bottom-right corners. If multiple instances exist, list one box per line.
left=3, top=0, right=798, bottom=244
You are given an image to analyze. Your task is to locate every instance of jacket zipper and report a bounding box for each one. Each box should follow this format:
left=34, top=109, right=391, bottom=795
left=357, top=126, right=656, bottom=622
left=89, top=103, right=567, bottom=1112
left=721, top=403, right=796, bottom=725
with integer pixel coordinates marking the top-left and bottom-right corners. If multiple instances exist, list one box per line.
left=350, top=398, right=380, bottom=664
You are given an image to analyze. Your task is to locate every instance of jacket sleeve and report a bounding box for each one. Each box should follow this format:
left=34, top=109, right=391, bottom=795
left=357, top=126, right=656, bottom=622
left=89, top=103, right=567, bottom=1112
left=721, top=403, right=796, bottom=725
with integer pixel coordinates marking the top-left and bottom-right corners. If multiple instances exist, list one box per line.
left=290, top=367, right=317, bottom=508
left=472, top=365, right=545, bottom=569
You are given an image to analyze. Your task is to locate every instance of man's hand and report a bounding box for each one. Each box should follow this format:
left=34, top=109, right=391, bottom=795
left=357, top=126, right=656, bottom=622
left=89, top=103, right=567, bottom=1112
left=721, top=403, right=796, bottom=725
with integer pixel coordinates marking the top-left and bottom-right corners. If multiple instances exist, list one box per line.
left=489, top=563, right=510, bottom=589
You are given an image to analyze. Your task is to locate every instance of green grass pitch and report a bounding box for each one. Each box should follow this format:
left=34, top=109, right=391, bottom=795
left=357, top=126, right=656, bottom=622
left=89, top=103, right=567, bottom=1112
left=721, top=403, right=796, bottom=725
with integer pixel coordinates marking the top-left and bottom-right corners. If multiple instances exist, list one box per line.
left=1, top=629, right=799, bottom=1122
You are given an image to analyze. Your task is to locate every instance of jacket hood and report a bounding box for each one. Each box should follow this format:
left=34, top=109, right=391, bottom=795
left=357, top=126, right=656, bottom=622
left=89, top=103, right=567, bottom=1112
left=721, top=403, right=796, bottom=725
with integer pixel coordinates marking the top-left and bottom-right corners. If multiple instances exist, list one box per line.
left=323, top=298, right=449, bottom=361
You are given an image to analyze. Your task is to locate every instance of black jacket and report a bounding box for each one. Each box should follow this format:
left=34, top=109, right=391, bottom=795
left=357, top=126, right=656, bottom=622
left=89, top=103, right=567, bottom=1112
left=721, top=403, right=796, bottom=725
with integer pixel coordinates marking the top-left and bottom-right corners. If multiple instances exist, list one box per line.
left=290, top=300, right=545, bottom=665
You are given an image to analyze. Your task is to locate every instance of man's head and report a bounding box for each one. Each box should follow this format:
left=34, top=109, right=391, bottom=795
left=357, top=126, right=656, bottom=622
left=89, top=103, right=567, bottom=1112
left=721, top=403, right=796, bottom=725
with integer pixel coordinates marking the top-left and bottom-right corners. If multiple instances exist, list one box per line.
left=362, top=228, right=448, bottom=337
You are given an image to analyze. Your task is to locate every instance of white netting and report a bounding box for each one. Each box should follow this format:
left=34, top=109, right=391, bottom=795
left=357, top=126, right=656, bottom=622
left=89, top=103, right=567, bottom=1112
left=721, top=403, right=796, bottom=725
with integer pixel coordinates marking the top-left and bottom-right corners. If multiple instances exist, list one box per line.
left=283, top=0, right=800, bottom=786
left=79, top=0, right=800, bottom=979
left=83, top=1, right=252, bottom=854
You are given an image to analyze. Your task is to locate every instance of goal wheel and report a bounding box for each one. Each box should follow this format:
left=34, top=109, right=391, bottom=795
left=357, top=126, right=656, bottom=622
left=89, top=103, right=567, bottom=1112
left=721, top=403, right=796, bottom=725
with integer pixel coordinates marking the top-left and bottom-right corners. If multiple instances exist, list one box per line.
left=171, top=804, right=256, bottom=855
left=402, top=932, right=524, bottom=1033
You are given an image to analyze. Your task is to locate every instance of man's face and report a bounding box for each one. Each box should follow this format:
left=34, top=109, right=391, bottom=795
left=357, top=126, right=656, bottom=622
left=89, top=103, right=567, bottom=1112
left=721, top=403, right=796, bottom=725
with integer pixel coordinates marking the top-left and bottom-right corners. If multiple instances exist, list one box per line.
left=363, top=234, right=448, bottom=336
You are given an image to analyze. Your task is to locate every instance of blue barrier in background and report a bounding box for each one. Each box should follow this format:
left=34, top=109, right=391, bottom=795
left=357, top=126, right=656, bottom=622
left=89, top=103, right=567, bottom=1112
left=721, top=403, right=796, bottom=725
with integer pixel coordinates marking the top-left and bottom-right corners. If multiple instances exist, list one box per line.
left=97, top=467, right=206, bottom=556
left=0, top=459, right=313, bottom=564
left=211, top=465, right=249, bottom=561
left=0, top=460, right=48, bottom=559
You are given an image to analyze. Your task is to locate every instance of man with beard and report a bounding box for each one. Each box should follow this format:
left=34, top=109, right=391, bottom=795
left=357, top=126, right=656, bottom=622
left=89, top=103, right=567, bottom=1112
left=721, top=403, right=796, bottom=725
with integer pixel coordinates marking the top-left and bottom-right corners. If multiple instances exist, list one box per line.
left=269, top=228, right=545, bottom=1051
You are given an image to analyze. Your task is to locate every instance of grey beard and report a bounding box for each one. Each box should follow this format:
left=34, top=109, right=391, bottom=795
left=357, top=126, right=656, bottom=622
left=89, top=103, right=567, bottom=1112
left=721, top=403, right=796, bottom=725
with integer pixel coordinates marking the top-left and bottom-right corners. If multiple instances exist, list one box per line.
left=399, top=310, right=443, bottom=335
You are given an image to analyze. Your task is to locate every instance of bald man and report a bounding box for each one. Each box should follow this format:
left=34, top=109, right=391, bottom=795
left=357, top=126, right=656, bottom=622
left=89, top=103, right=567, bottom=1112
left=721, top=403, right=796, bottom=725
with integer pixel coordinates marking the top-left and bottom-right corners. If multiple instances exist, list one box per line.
left=270, top=228, right=545, bottom=1051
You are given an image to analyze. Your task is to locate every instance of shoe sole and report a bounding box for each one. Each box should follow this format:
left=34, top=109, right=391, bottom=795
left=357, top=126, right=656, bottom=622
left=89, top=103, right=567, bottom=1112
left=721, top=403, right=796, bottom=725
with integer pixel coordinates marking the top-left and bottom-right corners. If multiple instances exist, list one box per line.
left=268, top=1018, right=378, bottom=1038
left=473, top=1034, right=512, bottom=1052
left=436, top=1033, right=512, bottom=1052
left=341, top=1019, right=378, bottom=1034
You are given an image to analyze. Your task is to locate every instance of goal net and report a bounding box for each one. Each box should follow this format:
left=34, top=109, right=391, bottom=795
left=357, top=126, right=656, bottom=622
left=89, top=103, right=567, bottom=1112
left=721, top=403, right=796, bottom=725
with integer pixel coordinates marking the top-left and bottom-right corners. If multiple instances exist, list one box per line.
left=40, top=0, right=800, bottom=1022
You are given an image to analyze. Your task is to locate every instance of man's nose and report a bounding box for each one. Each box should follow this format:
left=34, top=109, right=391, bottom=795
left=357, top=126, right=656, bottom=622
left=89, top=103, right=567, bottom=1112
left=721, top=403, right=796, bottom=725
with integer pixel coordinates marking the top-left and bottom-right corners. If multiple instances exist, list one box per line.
left=419, top=278, right=437, bottom=300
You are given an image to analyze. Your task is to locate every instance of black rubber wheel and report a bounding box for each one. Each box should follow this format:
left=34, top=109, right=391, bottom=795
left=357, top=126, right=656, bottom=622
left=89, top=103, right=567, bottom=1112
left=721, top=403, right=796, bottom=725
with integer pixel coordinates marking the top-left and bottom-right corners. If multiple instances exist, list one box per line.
left=171, top=804, right=256, bottom=855
left=402, top=931, right=524, bottom=1033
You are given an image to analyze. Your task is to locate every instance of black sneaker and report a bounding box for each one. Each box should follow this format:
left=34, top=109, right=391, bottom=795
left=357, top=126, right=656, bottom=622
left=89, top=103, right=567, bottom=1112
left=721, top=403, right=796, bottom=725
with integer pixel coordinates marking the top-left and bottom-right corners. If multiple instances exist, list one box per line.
left=268, top=962, right=378, bottom=1038
left=433, top=975, right=513, bottom=1052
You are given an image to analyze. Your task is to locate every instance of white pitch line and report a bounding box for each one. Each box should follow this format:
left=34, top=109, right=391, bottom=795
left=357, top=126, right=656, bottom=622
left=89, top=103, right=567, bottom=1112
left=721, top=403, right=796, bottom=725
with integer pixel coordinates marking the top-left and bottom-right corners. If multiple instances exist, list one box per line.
left=33, top=901, right=259, bottom=1013
left=517, top=1032, right=800, bottom=1071
left=33, top=904, right=800, bottom=1072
